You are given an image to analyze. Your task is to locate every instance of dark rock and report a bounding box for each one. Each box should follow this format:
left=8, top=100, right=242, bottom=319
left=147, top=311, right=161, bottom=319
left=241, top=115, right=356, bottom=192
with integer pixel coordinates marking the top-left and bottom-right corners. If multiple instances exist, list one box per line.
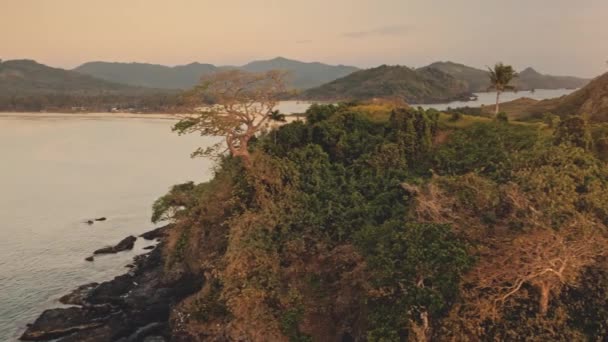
left=60, top=283, right=99, bottom=306
left=56, top=312, right=130, bottom=342
left=22, top=236, right=201, bottom=342
left=20, top=305, right=115, bottom=341
left=94, top=217, right=107, bottom=221
left=140, top=225, right=171, bottom=240
left=143, top=245, right=155, bottom=250
left=86, top=220, right=94, bottom=225
left=93, top=236, right=137, bottom=255
left=85, top=256, right=94, bottom=262
left=88, top=274, right=136, bottom=305
left=120, top=322, right=167, bottom=342
left=125, top=264, right=135, bottom=269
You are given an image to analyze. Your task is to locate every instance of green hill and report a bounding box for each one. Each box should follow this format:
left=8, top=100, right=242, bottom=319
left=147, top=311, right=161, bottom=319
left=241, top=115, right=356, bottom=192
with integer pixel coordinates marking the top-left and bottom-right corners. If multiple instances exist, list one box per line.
left=74, top=57, right=359, bottom=90
left=74, top=61, right=218, bottom=90
left=421, top=62, right=589, bottom=92
left=300, top=65, right=472, bottom=104
left=421, top=61, right=490, bottom=92
left=0, top=59, right=156, bottom=95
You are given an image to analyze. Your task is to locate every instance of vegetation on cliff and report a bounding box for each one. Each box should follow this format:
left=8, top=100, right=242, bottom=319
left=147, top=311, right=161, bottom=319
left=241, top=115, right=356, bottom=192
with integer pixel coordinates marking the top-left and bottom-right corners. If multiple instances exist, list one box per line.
left=151, top=80, right=608, bottom=340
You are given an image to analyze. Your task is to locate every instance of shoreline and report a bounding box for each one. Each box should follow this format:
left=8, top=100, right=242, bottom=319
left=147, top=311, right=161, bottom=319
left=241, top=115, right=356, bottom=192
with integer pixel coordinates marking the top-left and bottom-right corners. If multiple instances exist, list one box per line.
left=19, top=225, right=196, bottom=341
left=0, top=112, right=183, bottom=120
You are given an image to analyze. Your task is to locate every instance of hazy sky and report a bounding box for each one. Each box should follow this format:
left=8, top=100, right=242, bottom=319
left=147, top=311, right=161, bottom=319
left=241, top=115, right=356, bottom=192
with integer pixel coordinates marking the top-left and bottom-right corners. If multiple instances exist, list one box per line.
left=2, top=0, right=607, bottom=77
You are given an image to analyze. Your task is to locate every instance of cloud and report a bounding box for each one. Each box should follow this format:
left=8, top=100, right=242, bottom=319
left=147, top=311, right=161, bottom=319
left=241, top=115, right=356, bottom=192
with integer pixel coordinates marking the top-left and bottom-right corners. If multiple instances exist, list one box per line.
left=295, top=39, right=313, bottom=44
left=342, top=25, right=413, bottom=39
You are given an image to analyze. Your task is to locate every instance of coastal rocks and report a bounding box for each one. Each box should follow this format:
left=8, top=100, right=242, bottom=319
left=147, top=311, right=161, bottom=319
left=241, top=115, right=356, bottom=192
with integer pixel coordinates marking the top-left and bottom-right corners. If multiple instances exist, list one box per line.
left=140, top=225, right=171, bottom=240
left=59, top=283, right=99, bottom=306
left=84, top=217, right=107, bottom=225
left=19, top=305, right=115, bottom=341
left=21, top=226, right=197, bottom=342
left=85, top=256, right=94, bottom=262
left=93, top=236, right=137, bottom=255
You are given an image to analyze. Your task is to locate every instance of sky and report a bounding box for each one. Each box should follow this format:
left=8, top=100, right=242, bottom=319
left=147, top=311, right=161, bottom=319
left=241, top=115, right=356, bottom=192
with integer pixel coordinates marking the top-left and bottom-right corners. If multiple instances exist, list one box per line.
left=1, top=0, right=607, bottom=77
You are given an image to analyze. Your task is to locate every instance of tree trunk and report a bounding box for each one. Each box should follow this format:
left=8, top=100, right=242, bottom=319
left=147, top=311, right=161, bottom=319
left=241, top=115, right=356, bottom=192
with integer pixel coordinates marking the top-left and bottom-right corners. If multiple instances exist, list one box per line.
left=539, top=284, right=550, bottom=316
left=495, top=91, right=501, bottom=116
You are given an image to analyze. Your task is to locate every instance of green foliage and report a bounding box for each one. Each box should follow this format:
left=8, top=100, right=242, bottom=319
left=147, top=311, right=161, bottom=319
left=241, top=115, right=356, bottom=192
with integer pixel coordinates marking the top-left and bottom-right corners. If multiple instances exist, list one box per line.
left=449, top=111, right=462, bottom=121
left=543, top=112, right=561, bottom=128
left=389, top=107, right=438, bottom=166
left=487, top=62, right=518, bottom=92
left=163, top=101, right=608, bottom=341
left=554, top=116, right=593, bottom=150
left=357, top=222, right=471, bottom=340
left=563, top=260, right=608, bottom=338
left=496, top=111, right=509, bottom=123
left=433, top=122, right=540, bottom=181
left=151, top=181, right=209, bottom=223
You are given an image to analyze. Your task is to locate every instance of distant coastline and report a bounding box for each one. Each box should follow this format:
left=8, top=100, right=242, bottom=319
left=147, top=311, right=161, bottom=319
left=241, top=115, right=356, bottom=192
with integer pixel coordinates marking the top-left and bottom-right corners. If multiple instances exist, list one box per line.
left=0, top=112, right=183, bottom=120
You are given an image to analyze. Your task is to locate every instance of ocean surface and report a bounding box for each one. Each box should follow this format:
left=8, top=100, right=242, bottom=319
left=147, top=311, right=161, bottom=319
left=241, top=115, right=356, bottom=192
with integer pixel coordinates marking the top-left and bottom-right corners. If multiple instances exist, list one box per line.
left=0, top=91, right=573, bottom=340
left=0, top=117, right=216, bottom=340
left=419, top=88, right=575, bottom=111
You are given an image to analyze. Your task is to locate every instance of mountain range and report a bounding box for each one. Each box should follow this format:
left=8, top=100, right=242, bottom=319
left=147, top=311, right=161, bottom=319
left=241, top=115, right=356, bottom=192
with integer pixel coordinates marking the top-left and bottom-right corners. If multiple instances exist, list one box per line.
left=421, top=61, right=589, bottom=92
left=74, top=57, right=359, bottom=90
left=0, top=58, right=592, bottom=106
left=0, top=59, right=158, bottom=96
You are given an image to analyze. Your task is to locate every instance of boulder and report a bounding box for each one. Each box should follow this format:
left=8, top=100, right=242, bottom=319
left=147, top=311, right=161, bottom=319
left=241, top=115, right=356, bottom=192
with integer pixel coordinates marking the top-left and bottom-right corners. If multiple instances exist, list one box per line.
left=93, top=236, right=137, bottom=255
left=20, top=305, right=115, bottom=341
left=140, top=225, right=171, bottom=240
left=59, top=283, right=99, bottom=306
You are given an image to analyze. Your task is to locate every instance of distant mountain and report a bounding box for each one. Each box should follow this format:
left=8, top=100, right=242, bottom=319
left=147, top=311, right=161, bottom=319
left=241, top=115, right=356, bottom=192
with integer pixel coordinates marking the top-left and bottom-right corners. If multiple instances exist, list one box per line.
left=515, top=67, right=589, bottom=91
left=420, top=62, right=589, bottom=92
left=239, top=57, right=359, bottom=89
left=74, top=57, right=359, bottom=90
left=74, top=62, right=219, bottom=89
left=300, top=65, right=472, bottom=104
left=0, top=59, right=156, bottom=95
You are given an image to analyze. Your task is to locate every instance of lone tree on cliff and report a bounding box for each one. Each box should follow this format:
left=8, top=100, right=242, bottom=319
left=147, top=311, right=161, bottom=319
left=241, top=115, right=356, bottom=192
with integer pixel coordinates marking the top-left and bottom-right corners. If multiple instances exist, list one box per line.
left=173, top=69, right=288, bottom=167
left=487, top=63, right=517, bottom=116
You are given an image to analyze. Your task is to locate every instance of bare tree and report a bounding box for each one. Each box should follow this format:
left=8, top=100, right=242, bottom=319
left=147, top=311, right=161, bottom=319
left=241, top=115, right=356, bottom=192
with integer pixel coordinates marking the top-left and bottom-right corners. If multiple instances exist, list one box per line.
left=466, top=223, right=606, bottom=319
left=173, top=69, right=288, bottom=167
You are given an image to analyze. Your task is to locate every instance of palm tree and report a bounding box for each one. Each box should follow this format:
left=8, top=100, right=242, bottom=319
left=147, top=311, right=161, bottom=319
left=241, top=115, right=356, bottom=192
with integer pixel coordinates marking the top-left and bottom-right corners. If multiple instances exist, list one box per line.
left=487, top=63, right=517, bottom=116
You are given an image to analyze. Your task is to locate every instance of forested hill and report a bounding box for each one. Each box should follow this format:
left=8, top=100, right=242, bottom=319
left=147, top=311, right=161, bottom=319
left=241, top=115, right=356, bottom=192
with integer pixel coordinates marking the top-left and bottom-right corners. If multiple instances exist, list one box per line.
left=422, top=61, right=589, bottom=92
left=0, top=59, right=159, bottom=95
left=299, top=64, right=472, bottom=104
left=145, top=103, right=608, bottom=341
left=74, top=57, right=359, bottom=90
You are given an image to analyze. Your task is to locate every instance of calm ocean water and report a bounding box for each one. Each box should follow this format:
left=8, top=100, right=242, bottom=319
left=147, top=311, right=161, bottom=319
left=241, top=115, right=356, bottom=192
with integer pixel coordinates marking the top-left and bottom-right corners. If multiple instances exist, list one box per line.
left=0, top=92, right=572, bottom=340
left=0, top=117, right=215, bottom=340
